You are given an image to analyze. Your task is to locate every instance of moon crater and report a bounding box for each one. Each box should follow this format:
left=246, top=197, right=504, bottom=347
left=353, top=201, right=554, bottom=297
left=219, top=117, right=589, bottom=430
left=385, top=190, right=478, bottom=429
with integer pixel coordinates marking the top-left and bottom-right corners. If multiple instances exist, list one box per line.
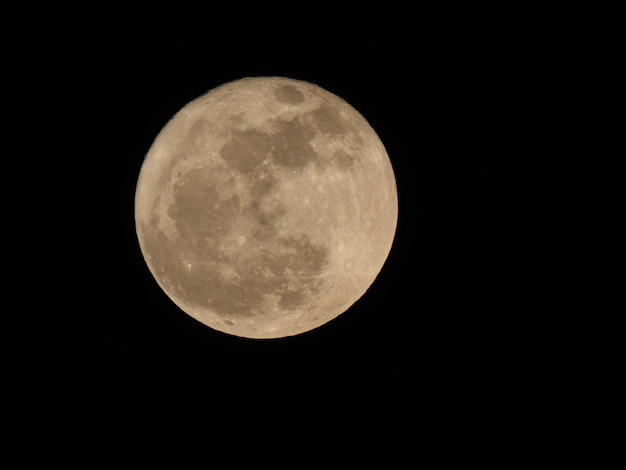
left=136, top=77, right=397, bottom=338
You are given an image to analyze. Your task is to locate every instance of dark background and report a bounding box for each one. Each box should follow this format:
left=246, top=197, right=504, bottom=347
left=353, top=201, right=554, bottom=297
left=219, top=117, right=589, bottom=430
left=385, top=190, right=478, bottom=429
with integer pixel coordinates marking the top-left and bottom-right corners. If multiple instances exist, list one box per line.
left=31, top=7, right=536, bottom=457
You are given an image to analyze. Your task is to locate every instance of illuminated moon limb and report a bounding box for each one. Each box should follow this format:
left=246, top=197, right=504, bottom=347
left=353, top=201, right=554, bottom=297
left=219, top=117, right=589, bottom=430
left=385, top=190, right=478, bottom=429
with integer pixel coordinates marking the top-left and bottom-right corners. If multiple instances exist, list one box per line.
left=135, top=77, right=397, bottom=339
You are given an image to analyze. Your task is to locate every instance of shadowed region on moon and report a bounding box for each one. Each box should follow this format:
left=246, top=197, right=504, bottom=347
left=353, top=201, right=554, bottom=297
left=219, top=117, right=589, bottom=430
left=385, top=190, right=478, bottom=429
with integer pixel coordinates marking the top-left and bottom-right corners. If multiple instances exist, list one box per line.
left=135, top=77, right=397, bottom=338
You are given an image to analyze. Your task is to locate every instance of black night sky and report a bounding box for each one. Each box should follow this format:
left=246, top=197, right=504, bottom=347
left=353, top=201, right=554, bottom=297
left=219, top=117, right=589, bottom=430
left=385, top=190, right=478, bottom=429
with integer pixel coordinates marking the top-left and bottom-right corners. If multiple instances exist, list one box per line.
left=33, top=8, right=534, bottom=458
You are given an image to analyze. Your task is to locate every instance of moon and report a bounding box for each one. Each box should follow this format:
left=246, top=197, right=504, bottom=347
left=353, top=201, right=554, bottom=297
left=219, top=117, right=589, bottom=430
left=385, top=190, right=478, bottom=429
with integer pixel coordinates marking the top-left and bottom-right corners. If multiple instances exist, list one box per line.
left=135, top=77, right=397, bottom=339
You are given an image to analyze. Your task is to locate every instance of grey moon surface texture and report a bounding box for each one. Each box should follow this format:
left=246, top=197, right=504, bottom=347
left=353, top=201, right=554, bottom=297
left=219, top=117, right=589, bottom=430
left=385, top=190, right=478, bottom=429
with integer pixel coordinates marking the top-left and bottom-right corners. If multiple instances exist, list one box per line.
left=135, top=77, right=398, bottom=338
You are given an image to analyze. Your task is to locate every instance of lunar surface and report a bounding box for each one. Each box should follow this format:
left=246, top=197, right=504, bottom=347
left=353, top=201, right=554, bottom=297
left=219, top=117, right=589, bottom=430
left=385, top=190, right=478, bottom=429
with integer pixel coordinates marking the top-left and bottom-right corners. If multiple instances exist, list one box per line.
left=135, top=77, right=397, bottom=338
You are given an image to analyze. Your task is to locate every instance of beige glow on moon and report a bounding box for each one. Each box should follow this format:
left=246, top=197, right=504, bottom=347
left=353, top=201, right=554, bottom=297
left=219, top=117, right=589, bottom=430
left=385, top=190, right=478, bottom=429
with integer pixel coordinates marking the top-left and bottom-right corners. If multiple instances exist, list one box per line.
left=135, top=77, right=397, bottom=338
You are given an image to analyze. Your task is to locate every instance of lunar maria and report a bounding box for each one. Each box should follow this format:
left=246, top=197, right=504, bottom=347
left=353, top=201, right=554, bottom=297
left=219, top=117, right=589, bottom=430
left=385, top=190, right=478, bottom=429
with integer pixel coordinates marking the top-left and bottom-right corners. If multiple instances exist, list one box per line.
left=135, top=77, right=397, bottom=338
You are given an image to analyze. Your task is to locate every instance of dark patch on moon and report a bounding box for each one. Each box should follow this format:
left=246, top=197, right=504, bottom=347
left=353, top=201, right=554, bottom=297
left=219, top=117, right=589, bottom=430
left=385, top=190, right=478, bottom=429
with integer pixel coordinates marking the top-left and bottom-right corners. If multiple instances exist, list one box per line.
left=332, top=149, right=357, bottom=169
left=220, top=128, right=270, bottom=173
left=280, top=234, right=328, bottom=274
left=167, top=167, right=240, bottom=253
left=278, top=289, right=306, bottom=310
left=219, top=103, right=362, bottom=175
left=274, top=84, right=305, bottom=104
left=308, top=104, right=351, bottom=135
left=270, top=117, right=318, bottom=169
left=155, top=162, right=330, bottom=319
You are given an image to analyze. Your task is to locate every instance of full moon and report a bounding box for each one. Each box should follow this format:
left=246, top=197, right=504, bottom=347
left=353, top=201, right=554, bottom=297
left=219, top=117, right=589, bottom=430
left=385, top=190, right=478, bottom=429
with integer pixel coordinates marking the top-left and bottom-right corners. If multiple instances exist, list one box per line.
left=135, top=77, right=397, bottom=339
